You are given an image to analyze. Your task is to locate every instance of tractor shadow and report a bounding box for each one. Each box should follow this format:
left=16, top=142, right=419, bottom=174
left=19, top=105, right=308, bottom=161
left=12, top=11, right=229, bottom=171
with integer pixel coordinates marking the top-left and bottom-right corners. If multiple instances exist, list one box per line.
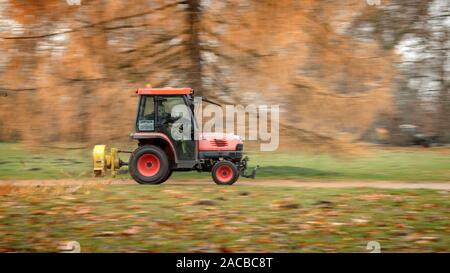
left=257, top=166, right=340, bottom=178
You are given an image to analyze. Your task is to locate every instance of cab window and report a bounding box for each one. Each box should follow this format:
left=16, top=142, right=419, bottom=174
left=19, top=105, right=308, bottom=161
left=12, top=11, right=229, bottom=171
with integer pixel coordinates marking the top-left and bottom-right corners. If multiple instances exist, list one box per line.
left=137, top=96, right=155, bottom=131
left=156, top=96, right=186, bottom=127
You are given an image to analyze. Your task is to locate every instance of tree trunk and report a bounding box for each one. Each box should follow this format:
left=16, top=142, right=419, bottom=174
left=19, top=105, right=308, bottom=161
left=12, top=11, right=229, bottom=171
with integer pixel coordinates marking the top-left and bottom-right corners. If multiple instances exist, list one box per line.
left=186, top=0, right=203, bottom=95
left=436, top=29, right=449, bottom=142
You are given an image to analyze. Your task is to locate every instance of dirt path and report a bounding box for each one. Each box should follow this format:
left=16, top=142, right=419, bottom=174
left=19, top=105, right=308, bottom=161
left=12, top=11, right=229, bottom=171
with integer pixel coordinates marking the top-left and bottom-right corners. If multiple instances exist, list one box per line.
left=0, top=179, right=449, bottom=190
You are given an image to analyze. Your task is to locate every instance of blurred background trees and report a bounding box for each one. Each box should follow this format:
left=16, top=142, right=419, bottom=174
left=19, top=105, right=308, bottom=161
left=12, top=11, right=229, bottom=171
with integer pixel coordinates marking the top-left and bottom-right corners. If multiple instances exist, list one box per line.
left=0, top=0, right=448, bottom=147
left=352, top=0, right=449, bottom=144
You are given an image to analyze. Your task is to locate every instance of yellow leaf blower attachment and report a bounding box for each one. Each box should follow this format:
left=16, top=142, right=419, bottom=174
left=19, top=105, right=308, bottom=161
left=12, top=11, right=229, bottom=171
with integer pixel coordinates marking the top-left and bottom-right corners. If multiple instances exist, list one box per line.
left=92, top=145, right=128, bottom=177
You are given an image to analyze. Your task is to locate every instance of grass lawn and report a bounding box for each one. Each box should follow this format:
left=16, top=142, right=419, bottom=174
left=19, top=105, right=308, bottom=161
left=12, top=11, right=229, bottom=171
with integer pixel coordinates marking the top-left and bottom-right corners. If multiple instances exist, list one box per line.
left=0, top=185, right=448, bottom=252
left=0, top=143, right=91, bottom=180
left=0, top=142, right=449, bottom=181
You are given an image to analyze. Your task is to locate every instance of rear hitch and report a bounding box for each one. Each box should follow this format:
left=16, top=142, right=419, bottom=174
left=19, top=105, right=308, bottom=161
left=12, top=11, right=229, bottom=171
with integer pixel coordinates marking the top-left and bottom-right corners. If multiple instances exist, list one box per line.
left=241, top=166, right=259, bottom=179
left=240, top=156, right=259, bottom=179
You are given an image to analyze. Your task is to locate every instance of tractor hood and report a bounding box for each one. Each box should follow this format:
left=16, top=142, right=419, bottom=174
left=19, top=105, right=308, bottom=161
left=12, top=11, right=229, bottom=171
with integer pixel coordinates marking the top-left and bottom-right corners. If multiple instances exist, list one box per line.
left=198, top=132, right=243, bottom=151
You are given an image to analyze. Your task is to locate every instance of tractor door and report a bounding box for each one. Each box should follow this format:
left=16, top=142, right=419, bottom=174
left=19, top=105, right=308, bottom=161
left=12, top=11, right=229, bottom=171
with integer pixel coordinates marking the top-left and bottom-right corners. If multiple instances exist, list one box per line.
left=136, top=96, right=156, bottom=132
left=155, top=96, right=197, bottom=163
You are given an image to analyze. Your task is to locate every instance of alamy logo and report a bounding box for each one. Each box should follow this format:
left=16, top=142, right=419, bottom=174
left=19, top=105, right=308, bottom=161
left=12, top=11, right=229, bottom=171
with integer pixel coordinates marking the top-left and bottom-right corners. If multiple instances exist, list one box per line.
left=366, top=241, right=381, bottom=253
left=366, top=0, right=381, bottom=6
left=58, top=241, right=81, bottom=253
left=66, top=0, right=81, bottom=6
left=169, top=97, right=280, bottom=152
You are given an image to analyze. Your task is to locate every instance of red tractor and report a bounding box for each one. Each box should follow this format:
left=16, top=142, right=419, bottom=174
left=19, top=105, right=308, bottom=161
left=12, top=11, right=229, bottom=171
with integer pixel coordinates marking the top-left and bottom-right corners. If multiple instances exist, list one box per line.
left=93, top=87, right=257, bottom=185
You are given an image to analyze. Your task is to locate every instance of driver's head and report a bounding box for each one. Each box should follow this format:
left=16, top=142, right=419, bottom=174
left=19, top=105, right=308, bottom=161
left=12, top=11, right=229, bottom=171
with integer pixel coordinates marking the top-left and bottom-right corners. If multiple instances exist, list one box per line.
left=157, top=101, right=165, bottom=114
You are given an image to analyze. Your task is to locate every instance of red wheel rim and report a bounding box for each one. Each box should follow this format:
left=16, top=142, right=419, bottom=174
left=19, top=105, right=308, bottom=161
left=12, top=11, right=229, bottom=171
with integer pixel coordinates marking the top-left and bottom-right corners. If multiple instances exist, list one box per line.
left=216, top=165, right=233, bottom=183
left=137, top=154, right=160, bottom=177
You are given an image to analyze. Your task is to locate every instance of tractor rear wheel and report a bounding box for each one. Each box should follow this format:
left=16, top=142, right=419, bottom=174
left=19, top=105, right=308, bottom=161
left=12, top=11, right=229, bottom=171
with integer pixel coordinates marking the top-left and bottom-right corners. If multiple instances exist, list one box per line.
left=211, top=161, right=239, bottom=185
left=158, top=169, right=173, bottom=184
left=129, top=145, right=170, bottom=184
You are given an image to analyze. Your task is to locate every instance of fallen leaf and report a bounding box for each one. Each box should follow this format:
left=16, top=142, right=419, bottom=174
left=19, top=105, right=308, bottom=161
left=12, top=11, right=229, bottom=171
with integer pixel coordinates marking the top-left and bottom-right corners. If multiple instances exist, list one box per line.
left=193, top=199, right=217, bottom=206
left=127, top=205, right=143, bottom=210
left=122, top=226, right=141, bottom=236
left=420, top=236, right=438, bottom=241
left=219, top=246, right=235, bottom=253
left=269, top=199, right=300, bottom=209
left=31, top=210, right=47, bottom=215
left=351, top=218, right=369, bottom=225
left=93, top=231, right=118, bottom=237
left=314, top=200, right=334, bottom=208
left=74, top=207, right=92, bottom=215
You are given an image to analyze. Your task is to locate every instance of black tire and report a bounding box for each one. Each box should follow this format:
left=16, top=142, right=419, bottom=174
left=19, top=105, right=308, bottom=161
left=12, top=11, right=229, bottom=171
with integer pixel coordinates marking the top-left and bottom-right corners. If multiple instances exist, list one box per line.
left=211, top=161, right=239, bottom=185
left=129, top=145, right=170, bottom=184
left=157, top=169, right=173, bottom=184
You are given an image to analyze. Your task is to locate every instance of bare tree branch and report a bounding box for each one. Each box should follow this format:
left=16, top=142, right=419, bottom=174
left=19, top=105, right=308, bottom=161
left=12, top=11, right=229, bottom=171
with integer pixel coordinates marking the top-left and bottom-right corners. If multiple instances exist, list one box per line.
left=1, top=1, right=188, bottom=40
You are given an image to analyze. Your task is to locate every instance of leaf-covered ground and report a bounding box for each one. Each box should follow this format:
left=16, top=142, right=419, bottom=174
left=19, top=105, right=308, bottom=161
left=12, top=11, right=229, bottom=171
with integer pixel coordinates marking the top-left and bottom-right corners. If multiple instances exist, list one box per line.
left=0, top=184, right=448, bottom=252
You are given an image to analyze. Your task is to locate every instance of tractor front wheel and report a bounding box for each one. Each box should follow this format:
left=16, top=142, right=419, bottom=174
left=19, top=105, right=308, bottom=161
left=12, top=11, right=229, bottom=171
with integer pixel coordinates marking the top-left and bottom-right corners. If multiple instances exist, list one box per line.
left=211, top=161, right=239, bottom=185
left=129, top=145, right=170, bottom=184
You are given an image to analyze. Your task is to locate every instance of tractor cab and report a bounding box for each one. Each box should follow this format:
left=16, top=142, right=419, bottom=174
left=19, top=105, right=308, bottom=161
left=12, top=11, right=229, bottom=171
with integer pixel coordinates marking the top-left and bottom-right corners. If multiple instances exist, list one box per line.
left=133, top=87, right=197, bottom=163
left=93, top=87, right=257, bottom=185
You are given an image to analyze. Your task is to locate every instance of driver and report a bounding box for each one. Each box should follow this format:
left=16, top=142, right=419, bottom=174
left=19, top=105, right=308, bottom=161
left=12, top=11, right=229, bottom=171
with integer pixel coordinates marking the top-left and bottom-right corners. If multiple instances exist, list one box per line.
left=156, top=99, right=172, bottom=126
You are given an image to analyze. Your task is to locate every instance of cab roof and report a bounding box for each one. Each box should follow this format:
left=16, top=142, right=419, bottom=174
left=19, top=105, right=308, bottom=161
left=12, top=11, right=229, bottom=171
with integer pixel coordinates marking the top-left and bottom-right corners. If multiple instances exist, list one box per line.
left=136, top=87, right=193, bottom=95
